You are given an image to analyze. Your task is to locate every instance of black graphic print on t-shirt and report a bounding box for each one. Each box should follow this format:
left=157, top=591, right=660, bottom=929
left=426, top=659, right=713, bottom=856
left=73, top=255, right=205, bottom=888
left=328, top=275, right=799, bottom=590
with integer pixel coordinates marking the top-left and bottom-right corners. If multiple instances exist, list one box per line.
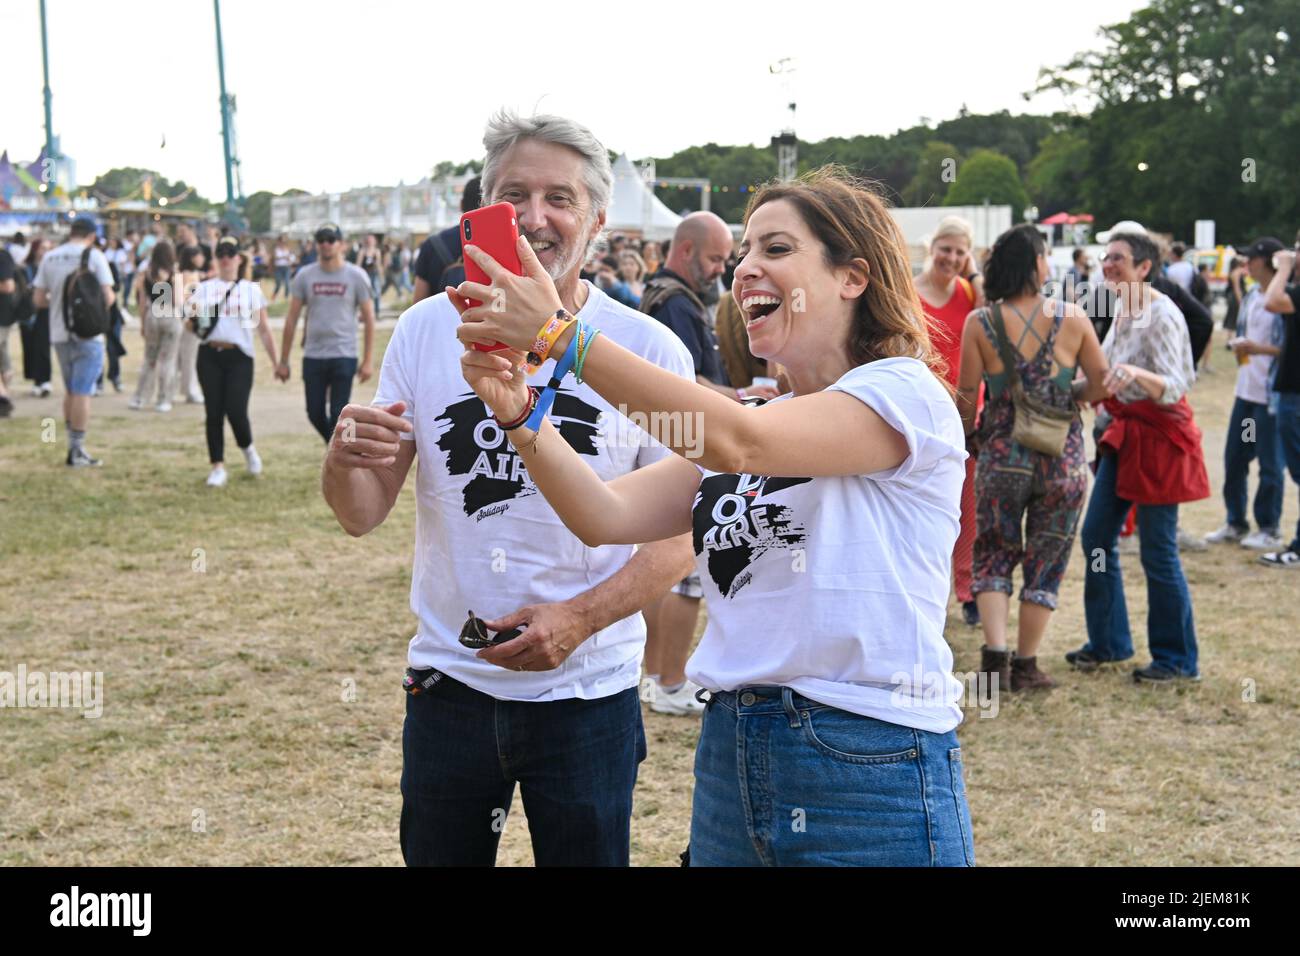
left=692, top=472, right=811, bottom=597
left=435, top=390, right=602, bottom=517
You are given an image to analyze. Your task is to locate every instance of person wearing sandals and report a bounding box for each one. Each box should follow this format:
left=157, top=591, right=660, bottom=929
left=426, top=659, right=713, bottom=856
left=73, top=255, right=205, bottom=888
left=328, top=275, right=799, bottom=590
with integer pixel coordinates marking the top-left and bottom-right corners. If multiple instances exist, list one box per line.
left=1066, top=231, right=1210, bottom=683
left=453, top=166, right=975, bottom=866
left=956, top=225, right=1110, bottom=693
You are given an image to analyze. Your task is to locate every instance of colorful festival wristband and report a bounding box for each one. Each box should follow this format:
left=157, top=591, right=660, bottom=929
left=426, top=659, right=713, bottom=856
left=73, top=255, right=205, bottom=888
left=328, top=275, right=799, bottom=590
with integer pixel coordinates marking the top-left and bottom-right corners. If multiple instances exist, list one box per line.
left=574, top=328, right=601, bottom=384
left=526, top=309, right=576, bottom=368
left=525, top=321, right=583, bottom=431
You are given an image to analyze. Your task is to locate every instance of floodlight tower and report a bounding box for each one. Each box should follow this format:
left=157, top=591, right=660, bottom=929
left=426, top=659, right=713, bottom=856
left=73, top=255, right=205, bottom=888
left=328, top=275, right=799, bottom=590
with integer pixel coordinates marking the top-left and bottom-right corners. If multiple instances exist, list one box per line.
left=769, top=57, right=797, bottom=182
left=38, top=0, right=64, bottom=197
left=214, top=0, right=245, bottom=224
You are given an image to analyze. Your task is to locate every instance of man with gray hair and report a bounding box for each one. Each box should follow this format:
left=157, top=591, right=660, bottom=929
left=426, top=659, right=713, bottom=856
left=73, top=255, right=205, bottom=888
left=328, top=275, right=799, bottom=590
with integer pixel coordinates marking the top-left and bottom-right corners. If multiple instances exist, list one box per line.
left=322, top=110, right=695, bottom=866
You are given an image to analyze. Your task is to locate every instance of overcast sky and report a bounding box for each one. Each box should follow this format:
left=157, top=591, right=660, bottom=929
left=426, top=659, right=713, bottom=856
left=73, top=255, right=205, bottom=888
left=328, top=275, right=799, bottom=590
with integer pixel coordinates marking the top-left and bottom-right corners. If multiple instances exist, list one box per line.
left=2, top=0, right=1144, bottom=200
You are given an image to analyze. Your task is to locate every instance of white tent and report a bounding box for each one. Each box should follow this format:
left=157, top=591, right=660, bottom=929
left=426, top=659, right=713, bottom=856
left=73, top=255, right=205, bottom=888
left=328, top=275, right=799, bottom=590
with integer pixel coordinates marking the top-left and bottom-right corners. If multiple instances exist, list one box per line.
left=605, top=154, right=682, bottom=241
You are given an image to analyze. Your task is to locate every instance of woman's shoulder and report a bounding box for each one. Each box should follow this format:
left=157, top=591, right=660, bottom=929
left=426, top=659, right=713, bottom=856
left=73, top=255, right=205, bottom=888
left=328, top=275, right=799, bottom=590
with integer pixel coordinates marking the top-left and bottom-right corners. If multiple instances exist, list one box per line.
left=835, top=355, right=950, bottom=398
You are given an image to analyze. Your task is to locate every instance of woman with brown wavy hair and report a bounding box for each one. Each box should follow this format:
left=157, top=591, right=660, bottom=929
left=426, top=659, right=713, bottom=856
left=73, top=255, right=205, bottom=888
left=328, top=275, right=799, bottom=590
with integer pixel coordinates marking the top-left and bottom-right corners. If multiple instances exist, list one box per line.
left=448, top=165, right=974, bottom=866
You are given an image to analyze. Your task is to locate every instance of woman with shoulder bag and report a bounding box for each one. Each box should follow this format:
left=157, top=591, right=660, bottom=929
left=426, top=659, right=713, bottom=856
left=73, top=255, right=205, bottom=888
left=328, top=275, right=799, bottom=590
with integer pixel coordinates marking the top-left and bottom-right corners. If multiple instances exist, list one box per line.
left=957, top=224, right=1111, bottom=692
left=188, top=238, right=279, bottom=488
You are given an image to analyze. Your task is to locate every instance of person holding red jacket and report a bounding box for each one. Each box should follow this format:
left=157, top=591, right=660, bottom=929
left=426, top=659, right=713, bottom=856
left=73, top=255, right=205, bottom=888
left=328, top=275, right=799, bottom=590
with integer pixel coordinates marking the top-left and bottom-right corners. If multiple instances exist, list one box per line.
left=1067, top=231, right=1208, bottom=683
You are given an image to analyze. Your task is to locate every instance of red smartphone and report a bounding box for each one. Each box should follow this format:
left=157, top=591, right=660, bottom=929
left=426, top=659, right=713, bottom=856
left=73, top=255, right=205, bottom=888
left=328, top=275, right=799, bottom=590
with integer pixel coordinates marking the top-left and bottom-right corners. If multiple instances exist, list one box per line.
left=460, top=201, right=522, bottom=352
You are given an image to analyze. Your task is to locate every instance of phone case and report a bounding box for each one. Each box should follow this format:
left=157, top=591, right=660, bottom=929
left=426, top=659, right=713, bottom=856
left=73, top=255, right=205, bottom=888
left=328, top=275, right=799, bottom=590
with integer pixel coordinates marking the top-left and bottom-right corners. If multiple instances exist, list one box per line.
left=460, top=202, right=522, bottom=352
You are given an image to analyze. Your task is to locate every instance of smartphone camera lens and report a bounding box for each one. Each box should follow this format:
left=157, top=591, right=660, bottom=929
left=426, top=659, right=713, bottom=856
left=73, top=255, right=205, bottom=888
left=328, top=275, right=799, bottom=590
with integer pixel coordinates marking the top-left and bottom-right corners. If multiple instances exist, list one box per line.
left=463, top=220, right=472, bottom=241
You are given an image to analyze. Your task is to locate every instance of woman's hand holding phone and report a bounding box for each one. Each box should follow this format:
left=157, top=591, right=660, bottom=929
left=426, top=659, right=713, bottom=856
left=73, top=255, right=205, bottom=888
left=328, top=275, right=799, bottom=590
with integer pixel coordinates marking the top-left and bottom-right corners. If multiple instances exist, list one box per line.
left=451, top=236, right=564, bottom=354
left=459, top=344, right=531, bottom=423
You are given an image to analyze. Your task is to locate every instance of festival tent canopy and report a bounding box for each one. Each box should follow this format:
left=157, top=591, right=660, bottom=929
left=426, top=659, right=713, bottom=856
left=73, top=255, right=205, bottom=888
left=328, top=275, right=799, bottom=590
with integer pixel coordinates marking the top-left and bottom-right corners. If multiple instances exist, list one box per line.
left=604, top=154, right=682, bottom=241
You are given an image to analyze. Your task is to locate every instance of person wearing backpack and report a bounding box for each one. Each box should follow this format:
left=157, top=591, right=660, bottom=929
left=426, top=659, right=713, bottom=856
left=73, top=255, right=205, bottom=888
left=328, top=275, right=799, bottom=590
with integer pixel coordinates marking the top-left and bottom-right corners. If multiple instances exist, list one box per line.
left=31, top=218, right=115, bottom=467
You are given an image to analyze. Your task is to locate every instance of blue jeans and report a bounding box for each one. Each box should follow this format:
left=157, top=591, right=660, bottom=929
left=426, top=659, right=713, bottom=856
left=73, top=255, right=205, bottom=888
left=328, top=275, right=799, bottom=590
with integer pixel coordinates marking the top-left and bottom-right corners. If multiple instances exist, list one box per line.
left=689, top=687, right=974, bottom=866
left=1276, top=393, right=1300, bottom=552
left=273, top=266, right=292, bottom=298
left=302, top=356, right=356, bottom=442
left=1079, top=454, right=1198, bottom=675
left=1223, top=397, right=1283, bottom=533
left=400, top=674, right=645, bottom=866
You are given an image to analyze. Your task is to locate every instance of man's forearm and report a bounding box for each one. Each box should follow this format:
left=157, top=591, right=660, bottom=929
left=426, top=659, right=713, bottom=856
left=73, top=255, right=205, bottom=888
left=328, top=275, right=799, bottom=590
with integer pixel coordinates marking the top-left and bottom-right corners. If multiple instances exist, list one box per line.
left=322, top=458, right=391, bottom=536
left=567, top=533, right=695, bottom=635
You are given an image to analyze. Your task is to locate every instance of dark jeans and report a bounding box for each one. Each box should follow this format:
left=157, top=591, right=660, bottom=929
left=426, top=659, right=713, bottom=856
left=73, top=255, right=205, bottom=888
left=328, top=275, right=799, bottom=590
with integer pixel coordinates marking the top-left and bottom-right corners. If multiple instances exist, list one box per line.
left=1223, top=397, right=1283, bottom=533
left=196, top=345, right=254, bottom=463
left=400, top=673, right=646, bottom=866
left=1277, top=393, right=1300, bottom=552
left=302, top=356, right=356, bottom=442
left=1078, top=454, right=1198, bottom=676
left=103, top=305, right=126, bottom=385
left=20, top=308, right=51, bottom=384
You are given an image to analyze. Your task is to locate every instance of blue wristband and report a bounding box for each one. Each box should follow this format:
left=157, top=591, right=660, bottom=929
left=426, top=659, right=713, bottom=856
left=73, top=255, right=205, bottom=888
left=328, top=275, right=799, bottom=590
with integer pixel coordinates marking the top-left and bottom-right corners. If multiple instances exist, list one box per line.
left=525, top=321, right=582, bottom=431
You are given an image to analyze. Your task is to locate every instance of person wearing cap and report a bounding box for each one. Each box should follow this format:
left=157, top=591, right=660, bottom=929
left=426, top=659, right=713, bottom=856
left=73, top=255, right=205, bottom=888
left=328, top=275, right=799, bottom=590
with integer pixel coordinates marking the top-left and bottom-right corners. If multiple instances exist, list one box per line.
left=276, top=223, right=375, bottom=442
left=31, top=217, right=116, bottom=467
left=188, top=238, right=279, bottom=488
left=1260, top=233, right=1300, bottom=568
left=1204, top=238, right=1287, bottom=551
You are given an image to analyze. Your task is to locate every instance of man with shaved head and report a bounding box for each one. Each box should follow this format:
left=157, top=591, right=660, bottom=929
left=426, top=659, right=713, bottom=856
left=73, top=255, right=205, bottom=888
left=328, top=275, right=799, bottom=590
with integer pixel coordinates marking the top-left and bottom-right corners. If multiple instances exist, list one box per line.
left=638, top=212, right=779, bottom=716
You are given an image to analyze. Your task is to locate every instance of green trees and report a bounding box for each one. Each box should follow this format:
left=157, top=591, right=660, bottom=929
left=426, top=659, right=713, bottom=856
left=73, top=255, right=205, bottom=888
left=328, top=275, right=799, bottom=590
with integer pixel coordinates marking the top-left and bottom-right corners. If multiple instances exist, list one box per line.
left=1037, top=0, right=1298, bottom=240
left=944, top=150, right=1029, bottom=222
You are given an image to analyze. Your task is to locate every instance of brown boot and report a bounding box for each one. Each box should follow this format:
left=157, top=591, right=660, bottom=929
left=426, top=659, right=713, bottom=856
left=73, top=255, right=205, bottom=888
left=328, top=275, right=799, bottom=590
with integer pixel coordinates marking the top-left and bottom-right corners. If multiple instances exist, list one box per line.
left=1011, top=655, right=1057, bottom=691
left=979, top=647, right=1012, bottom=699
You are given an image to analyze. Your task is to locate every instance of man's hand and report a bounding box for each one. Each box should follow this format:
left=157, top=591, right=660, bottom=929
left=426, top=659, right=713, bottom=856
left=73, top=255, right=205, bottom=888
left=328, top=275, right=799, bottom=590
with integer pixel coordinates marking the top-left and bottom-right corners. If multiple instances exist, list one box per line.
left=325, top=401, right=411, bottom=470
left=275, top=361, right=290, bottom=383
left=475, top=602, right=593, bottom=671
left=357, top=360, right=373, bottom=383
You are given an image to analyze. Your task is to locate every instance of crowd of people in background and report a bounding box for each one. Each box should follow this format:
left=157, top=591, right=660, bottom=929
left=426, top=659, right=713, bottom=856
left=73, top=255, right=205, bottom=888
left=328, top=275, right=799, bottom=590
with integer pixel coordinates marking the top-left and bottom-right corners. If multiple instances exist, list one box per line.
left=3, top=106, right=1300, bottom=870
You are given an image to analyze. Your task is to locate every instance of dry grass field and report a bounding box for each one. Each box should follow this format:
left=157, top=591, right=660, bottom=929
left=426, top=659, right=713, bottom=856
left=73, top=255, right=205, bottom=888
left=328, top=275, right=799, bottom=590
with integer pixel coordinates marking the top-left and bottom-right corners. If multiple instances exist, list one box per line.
left=1, top=315, right=1297, bottom=866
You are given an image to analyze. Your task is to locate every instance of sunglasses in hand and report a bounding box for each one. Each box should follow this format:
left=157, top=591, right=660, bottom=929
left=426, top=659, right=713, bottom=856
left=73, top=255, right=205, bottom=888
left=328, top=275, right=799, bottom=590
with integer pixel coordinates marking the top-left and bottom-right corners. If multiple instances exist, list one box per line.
left=458, top=610, right=524, bottom=649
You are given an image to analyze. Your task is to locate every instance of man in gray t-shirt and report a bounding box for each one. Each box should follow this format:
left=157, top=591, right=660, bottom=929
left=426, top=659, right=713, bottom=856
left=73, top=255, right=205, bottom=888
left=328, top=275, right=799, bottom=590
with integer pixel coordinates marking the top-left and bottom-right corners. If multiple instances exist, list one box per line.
left=32, top=218, right=116, bottom=467
left=277, top=223, right=376, bottom=441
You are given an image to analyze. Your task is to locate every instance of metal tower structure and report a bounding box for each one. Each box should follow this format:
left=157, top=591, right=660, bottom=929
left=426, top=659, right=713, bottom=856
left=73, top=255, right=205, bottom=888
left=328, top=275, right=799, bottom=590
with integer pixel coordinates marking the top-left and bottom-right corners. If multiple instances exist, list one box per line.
left=38, top=0, right=63, bottom=197
left=769, top=58, right=797, bottom=182
left=213, top=0, right=245, bottom=224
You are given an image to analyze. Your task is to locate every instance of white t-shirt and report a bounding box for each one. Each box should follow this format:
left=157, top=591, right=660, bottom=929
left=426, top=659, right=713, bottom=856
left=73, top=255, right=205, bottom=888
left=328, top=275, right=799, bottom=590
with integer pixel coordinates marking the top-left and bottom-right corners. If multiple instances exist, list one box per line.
left=684, top=357, right=968, bottom=734
left=1165, top=260, right=1195, bottom=293
left=1236, top=287, right=1277, bottom=405
left=190, top=278, right=267, bottom=359
left=373, top=282, right=695, bottom=701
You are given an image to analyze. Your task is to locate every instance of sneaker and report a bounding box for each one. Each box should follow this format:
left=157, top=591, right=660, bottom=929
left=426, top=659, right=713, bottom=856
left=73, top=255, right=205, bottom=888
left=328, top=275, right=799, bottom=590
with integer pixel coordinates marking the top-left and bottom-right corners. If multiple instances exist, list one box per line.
left=1133, top=664, right=1201, bottom=684
left=127, top=396, right=144, bottom=410
left=243, top=445, right=263, bottom=476
left=1259, top=549, right=1300, bottom=568
left=186, top=392, right=204, bottom=404
left=155, top=401, right=173, bottom=413
left=111, top=379, right=123, bottom=394
left=1065, top=648, right=1104, bottom=672
left=206, top=467, right=228, bottom=488
left=1240, top=530, right=1284, bottom=551
left=1203, top=523, right=1247, bottom=545
left=1177, top=528, right=1208, bottom=552
left=66, top=448, right=103, bottom=468
left=961, top=601, right=980, bottom=627
left=36, top=382, right=51, bottom=398
left=649, top=678, right=707, bottom=716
